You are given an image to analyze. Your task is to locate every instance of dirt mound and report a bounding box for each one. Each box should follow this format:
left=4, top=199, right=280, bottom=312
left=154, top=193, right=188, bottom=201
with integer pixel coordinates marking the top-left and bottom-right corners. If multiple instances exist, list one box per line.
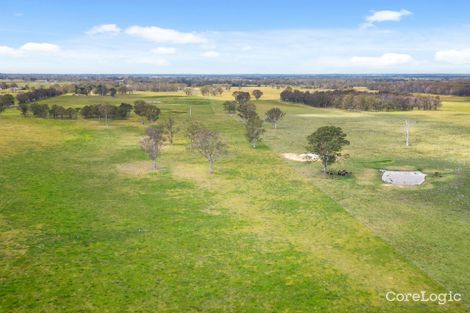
left=282, top=153, right=319, bottom=162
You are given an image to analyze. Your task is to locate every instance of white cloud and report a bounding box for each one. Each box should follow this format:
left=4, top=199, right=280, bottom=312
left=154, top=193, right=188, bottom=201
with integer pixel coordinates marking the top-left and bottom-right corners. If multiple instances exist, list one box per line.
left=0, top=46, right=21, bottom=57
left=151, top=47, right=176, bottom=55
left=13, top=12, right=23, bottom=17
left=2, top=25, right=470, bottom=73
left=0, top=42, right=61, bottom=57
left=125, top=26, right=206, bottom=44
left=20, top=42, right=61, bottom=53
left=350, top=53, right=413, bottom=66
left=202, top=51, right=220, bottom=58
left=87, top=24, right=121, bottom=35
left=241, top=45, right=252, bottom=51
left=435, top=49, right=470, bottom=64
left=362, top=9, right=411, bottom=28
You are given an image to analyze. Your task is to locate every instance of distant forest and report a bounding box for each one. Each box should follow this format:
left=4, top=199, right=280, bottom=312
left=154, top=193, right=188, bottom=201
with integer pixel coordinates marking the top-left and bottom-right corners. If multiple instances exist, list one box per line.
left=1, top=74, right=470, bottom=96
left=280, top=88, right=441, bottom=111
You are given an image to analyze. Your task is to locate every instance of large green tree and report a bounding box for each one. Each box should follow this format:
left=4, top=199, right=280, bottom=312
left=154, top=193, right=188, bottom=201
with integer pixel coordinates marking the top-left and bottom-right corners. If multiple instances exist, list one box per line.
left=306, top=126, right=350, bottom=175
left=237, top=102, right=257, bottom=122
left=222, top=101, right=237, bottom=114
left=233, top=91, right=251, bottom=104
left=134, top=100, right=147, bottom=124
left=252, top=89, right=263, bottom=100
left=245, top=115, right=265, bottom=148
left=0, top=94, right=15, bottom=108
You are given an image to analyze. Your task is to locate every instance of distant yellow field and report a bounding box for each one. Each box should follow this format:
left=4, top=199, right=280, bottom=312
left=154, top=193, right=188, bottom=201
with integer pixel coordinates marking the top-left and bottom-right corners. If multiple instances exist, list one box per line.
left=439, top=95, right=470, bottom=112
left=197, top=86, right=332, bottom=101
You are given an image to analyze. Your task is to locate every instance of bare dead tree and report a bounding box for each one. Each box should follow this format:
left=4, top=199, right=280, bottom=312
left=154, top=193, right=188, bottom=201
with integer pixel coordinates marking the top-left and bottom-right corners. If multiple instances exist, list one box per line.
left=98, top=104, right=113, bottom=126
left=164, top=114, right=179, bottom=144
left=188, top=127, right=226, bottom=174
left=140, top=126, right=165, bottom=171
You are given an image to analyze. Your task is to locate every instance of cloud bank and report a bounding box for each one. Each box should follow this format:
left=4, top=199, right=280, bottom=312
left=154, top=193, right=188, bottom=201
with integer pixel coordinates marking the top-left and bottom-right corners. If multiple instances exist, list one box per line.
left=0, top=42, right=61, bottom=57
left=125, top=26, right=206, bottom=44
left=1, top=14, right=470, bottom=74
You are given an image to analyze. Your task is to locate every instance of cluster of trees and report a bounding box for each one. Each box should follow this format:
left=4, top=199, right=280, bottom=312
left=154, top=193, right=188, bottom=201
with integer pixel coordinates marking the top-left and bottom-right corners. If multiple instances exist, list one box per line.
left=17, top=102, right=78, bottom=119
left=280, top=88, right=441, bottom=111
left=200, top=85, right=225, bottom=96
left=74, top=84, right=128, bottom=96
left=131, top=80, right=184, bottom=92
left=16, top=88, right=63, bottom=104
left=79, top=101, right=162, bottom=125
left=222, top=92, right=286, bottom=148
left=230, top=90, right=263, bottom=102
left=80, top=103, right=133, bottom=121
left=13, top=102, right=347, bottom=178
left=14, top=98, right=163, bottom=126
left=140, top=116, right=226, bottom=175
left=0, top=94, right=15, bottom=112
left=133, top=100, right=161, bottom=124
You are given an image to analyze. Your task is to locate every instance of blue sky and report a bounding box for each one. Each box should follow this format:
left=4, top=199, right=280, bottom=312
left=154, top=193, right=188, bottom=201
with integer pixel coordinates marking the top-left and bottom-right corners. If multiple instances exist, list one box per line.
left=1, top=0, right=470, bottom=73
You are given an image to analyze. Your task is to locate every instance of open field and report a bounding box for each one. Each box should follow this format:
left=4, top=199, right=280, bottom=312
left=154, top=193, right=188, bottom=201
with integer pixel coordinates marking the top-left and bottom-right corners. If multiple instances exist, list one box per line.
left=35, top=92, right=184, bottom=108
left=255, top=96, right=470, bottom=303
left=440, top=95, right=470, bottom=113
left=1, top=92, right=468, bottom=312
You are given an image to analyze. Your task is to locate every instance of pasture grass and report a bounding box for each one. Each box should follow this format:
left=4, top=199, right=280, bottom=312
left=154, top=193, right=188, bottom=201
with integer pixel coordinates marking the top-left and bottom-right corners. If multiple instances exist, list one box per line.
left=257, top=98, right=470, bottom=303
left=0, top=93, right=468, bottom=312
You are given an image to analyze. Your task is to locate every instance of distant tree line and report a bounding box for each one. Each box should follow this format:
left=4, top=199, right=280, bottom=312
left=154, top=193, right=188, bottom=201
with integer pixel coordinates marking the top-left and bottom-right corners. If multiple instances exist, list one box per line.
left=13, top=99, right=164, bottom=125
left=280, top=88, right=441, bottom=111
left=80, top=101, right=161, bottom=124
left=363, top=80, right=470, bottom=96
left=74, top=84, right=127, bottom=96
left=16, top=87, right=64, bottom=104
left=17, top=103, right=78, bottom=119
left=3, top=74, right=470, bottom=96
left=80, top=103, right=133, bottom=120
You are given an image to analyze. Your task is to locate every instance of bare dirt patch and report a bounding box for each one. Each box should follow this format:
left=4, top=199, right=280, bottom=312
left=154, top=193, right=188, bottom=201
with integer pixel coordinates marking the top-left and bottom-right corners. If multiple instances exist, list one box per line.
left=116, top=161, right=157, bottom=176
left=282, top=153, right=319, bottom=162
